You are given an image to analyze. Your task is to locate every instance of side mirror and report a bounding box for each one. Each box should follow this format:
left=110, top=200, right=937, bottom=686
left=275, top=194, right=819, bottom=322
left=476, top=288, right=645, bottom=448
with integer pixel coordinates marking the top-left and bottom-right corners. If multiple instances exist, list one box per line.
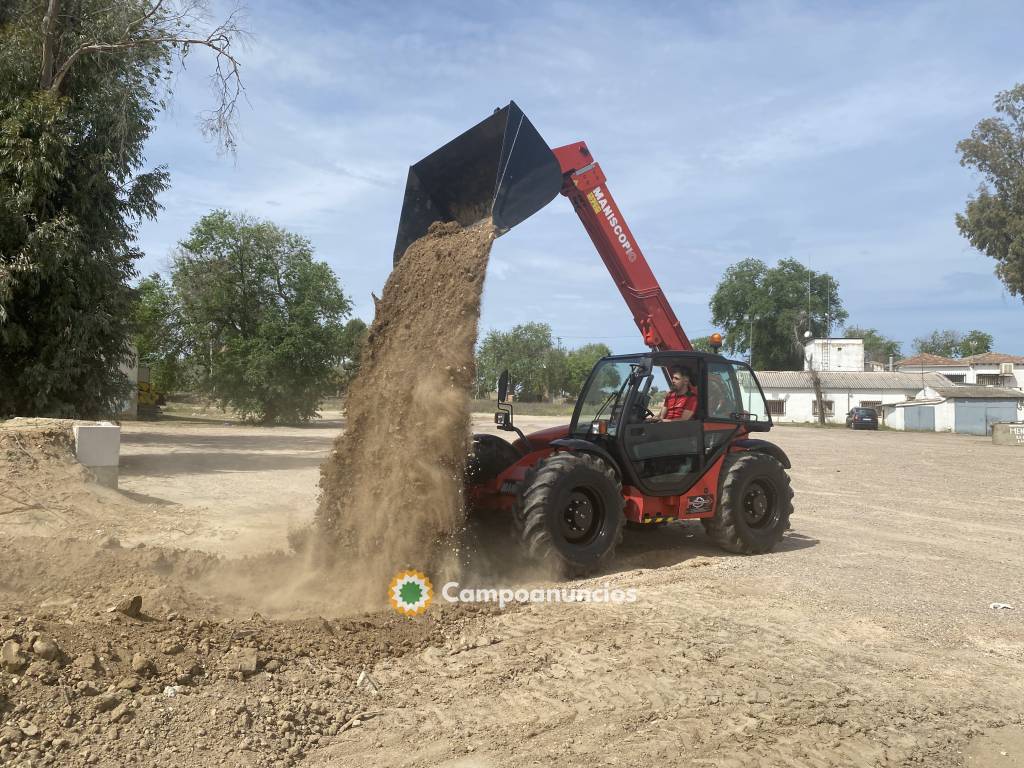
left=495, top=411, right=511, bottom=429
left=497, top=369, right=509, bottom=403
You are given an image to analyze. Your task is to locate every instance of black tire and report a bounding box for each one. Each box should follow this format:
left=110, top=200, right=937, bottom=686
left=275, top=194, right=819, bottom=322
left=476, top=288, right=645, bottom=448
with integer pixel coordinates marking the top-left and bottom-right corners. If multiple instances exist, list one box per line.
left=514, top=452, right=625, bottom=577
left=465, top=434, right=522, bottom=486
left=704, top=452, right=793, bottom=555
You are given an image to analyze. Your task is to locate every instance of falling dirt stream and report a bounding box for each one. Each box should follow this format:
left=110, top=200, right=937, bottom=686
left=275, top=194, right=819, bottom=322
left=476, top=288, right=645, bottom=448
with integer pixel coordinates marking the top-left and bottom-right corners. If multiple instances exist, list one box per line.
left=315, top=220, right=495, bottom=596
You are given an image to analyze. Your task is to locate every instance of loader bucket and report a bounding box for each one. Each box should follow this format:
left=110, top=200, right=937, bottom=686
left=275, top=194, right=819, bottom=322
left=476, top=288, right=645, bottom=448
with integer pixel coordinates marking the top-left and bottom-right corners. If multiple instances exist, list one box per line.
left=392, top=101, right=562, bottom=264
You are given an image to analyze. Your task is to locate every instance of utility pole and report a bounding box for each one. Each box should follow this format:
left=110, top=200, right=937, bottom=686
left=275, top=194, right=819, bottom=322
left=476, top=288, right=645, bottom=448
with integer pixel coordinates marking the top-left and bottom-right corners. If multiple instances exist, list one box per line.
left=807, top=274, right=812, bottom=334
left=824, top=275, right=831, bottom=338
left=748, top=314, right=758, bottom=366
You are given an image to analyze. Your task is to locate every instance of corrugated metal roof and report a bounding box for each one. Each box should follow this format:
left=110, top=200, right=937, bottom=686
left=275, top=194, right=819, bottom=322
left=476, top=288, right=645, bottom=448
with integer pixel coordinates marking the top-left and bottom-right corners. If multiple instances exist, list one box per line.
left=931, top=385, right=1024, bottom=399
left=756, top=371, right=951, bottom=390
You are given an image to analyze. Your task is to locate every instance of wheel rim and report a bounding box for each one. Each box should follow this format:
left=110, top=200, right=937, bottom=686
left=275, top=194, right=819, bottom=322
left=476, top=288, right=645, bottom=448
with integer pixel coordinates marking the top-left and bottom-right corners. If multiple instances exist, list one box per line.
left=742, top=479, right=779, bottom=530
left=560, top=489, right=603, bottom=544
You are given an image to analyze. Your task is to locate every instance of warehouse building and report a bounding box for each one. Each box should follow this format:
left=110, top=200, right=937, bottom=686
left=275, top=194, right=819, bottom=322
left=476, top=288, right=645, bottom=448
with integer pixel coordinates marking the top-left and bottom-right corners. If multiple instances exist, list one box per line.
left=756, top=371, right=951, bottom=425
left=895, top=352, right=1024, bottom=389
left=881, top=385, right=1024, bottom=435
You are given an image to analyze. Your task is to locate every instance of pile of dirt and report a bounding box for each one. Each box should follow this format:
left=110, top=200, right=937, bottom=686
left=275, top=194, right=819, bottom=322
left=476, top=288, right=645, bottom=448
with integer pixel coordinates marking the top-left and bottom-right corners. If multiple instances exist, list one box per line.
left=0, top=536, right=497, bottom=768
left=0, top=419, right=135, bottom=532
left=315, top=220, right=494, bottom=597
left=0, top=419, right=89, bottom=509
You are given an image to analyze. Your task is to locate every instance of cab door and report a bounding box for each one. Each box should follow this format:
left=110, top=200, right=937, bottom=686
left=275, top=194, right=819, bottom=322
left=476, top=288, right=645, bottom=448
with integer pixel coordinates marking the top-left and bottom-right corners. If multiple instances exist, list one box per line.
left=620, top=358, right=705, bottom=495
left=703, top=360, right=744, bottom=459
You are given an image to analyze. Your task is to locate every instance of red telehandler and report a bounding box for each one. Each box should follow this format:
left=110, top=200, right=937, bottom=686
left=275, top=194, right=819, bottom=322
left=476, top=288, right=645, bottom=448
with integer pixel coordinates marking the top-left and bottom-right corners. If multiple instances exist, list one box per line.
left=394, top=102, right=794, bottom=576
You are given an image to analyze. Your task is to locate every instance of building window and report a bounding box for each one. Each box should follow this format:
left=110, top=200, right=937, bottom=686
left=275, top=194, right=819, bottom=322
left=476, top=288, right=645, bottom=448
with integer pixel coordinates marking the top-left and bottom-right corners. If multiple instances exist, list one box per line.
left=944, top=374, right=966, bottom=383
left=859, top=400, right=882, bottom=412
left=977, top=374, right=1002, bottom=385
left=766, top=400, right=785, bottom=416
left=812, top=400, right=834, bottom=416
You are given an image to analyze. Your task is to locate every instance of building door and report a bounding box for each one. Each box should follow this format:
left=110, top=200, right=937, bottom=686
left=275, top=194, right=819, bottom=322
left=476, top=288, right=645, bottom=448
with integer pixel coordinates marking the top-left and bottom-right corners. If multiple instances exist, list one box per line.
left=904, top=405, right=935, bottom=431
left=953, top=400, right=1017, bottom=435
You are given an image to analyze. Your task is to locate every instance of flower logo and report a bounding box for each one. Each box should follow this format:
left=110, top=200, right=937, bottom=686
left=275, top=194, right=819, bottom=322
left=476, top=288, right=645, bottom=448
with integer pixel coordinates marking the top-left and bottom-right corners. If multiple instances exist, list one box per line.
left=388, top=570, right=433, bottom=616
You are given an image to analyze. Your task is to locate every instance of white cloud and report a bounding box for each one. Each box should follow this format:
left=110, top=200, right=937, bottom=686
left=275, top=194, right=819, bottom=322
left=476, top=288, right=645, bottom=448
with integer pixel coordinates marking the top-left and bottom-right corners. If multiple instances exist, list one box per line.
left=717, top=75, right=975, bottom=169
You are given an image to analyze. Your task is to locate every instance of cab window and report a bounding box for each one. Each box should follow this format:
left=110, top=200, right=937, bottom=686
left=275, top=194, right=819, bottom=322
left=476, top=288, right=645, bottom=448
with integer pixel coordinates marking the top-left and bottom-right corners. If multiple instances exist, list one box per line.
left=732, top=363, right=771, bottom=424
left=706, top=363, right=741, bottom=420
left=571, top=358, right=641, bottom=436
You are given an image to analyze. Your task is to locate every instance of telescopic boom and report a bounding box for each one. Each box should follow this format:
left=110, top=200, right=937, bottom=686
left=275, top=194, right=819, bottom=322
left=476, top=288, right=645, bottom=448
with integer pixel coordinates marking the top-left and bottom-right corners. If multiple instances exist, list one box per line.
left=393, top=102, right=692, bottom=352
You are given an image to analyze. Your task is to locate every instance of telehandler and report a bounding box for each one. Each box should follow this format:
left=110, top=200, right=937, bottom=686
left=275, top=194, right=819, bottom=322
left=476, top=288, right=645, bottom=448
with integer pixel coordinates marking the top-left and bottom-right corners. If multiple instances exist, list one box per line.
left=394, top=102, right=794, bottom=576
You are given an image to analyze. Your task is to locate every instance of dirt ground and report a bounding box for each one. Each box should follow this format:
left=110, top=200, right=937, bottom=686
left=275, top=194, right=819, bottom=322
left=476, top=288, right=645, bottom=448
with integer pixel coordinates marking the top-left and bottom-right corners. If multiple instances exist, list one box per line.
left=118, top=415, right=346, bottom=556
left=2, top=416, right=1023, bottom=767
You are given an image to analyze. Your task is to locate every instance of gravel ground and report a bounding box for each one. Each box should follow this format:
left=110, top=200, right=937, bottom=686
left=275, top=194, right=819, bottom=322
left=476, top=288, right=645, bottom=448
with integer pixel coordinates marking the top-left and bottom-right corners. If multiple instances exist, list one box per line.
left=1, top=417, right=1022, bottom=767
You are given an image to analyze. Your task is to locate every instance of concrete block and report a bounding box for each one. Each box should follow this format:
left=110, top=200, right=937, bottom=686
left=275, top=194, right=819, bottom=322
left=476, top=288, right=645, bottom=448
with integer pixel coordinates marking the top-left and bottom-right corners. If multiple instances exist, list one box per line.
left=73, top=422, right=121, bottom=488
left=992, top=423, right=1024, bottom=447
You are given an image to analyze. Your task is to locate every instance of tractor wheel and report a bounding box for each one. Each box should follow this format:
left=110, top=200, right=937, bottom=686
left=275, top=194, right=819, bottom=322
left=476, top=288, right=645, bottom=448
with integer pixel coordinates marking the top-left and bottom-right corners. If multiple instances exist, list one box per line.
left=514, top=452, right=624, bottom=577
left=704, top=452, right=793, bottom=554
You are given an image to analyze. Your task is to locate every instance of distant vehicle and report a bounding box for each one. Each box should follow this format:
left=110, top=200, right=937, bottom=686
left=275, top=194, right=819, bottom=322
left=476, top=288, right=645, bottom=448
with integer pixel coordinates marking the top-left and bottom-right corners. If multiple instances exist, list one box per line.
left=845, top=407, right=879, bottom=430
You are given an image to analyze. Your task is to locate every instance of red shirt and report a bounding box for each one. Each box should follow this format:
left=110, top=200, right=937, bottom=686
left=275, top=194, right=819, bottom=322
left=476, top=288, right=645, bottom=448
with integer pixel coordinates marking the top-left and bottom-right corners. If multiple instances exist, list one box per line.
left=664, top=388, right=697, bottom=420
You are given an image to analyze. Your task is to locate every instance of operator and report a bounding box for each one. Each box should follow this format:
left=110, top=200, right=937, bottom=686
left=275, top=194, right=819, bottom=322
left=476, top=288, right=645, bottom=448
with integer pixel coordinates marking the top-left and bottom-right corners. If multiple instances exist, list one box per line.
left=651, top=366, right=697, bottom=421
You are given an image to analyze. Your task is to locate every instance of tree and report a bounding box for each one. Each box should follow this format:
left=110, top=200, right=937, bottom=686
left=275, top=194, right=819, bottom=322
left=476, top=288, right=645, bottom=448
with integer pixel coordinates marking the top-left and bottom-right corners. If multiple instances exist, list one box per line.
left=960, top=329, right=994, bottom=356
left=36, top=1, right=245, bottom=149
left=171, top=211, right=352, bottom=423
left=544, top=346, right=571, bottom=401
left=913, top=329, right=993, bottom=358
left=843, top=326, right=901, bottom=366
left=475, top=322, right=559, bottom=401
left=474, top=328, right=613, bottom=402
left=690, top=336, right=716, bottom=354
left=0, top=1, right=245, bottom=418
left=565, top=343, right=612, bottom=397
left=336, top=318, right=368, bottom=392
left=133, top=273, right=185, bottom=393
left=709, top=258, right=846, bottom=370
left=956, top=83, right=1024, bottom=300
left=913, top=330, right=959, bottom=358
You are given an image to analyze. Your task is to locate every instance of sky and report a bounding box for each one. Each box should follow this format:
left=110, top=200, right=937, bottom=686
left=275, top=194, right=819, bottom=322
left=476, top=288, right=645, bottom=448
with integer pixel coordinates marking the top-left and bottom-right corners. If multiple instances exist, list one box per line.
left=136, top=0, right=1024, bottom=357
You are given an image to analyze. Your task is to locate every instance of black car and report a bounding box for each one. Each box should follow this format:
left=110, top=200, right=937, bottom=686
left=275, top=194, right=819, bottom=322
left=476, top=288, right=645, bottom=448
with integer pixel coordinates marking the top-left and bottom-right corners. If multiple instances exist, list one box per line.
left=845, top=407, right=879, bottom=430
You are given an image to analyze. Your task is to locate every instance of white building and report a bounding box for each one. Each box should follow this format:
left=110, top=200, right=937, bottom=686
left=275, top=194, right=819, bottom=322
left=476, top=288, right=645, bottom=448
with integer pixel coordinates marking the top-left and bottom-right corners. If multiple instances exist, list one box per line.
left=756, top=371, right=951, bottom=425
left=895, top=353, right=1024, bottom=389
left=883, top=385, right=1024, bottom=435
left=803, top=338, right=866, bottom=372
